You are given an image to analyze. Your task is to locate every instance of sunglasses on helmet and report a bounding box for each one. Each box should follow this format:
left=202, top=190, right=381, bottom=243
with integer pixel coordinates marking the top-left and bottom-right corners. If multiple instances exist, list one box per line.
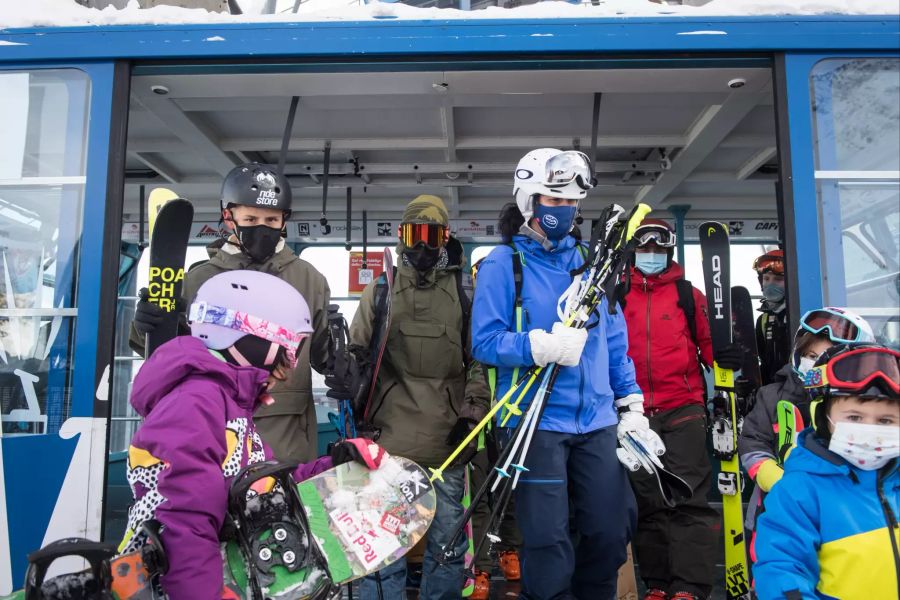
left=801, top=309, right=864, bottom=344
left=753, top=253, right=785, bottom=276
left=399, top=223, right=447, bottom=249
left=543, top=151, right=594, bottom=191
left=635, top=226, right=676, bottom=248
left=804, top=347, right=900, bottom=398
left=189, top=301, right=308, bottom=368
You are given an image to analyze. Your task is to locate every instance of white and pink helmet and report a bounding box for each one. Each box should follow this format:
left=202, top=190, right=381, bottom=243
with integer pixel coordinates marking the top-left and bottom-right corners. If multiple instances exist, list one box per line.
left=188, top=270, right=311, bottom=368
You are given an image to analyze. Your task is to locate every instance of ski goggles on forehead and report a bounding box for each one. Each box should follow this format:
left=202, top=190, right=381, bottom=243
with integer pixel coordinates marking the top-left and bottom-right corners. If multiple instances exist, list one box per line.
left=804, top=347, right=900, bottom=397
left=189, top=301, right=308, bottom=368
left=399, top=222, right=447, bottom=249
left=544, top=151, right=594, bottom=191
left=635, top=226, right=676, bottom=248
left=801, top=309, right=863, bottom=343
left=753, top=254, right=785, bottom=276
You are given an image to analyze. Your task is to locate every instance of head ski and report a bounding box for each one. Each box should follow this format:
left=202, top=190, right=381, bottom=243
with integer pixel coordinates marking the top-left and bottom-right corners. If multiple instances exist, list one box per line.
left=699, top=222, right=751, bottom=600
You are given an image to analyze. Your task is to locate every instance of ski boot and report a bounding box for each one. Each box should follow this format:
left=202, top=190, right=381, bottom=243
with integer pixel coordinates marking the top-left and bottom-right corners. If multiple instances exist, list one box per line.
left=498, top=550, right=520, bottom=582
left=470, top=569, right=490, bottom=600
left=227, top=460, right=339, bottom=600
left=643, top=590, right=667, bottom=600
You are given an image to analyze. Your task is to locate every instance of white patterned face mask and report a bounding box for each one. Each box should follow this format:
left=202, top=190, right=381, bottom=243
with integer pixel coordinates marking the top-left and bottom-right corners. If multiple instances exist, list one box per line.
left=828, top=419, right=900, bottom=471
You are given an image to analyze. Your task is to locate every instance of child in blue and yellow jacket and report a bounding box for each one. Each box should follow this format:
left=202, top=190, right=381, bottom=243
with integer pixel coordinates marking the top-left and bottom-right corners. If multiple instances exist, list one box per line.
left=754, top=343, right=900, bottom=600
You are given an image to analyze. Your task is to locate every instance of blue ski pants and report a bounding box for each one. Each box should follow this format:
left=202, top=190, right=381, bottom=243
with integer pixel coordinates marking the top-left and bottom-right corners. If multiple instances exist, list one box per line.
left=357, top=465, right=466, bottom=599
left=514, top=425, right=637, bottom=600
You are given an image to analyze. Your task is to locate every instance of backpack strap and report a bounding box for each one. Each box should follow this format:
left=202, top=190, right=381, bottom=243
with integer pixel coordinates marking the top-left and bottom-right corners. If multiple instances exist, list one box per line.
left=675, top=278, right=698, bottom=349
left=456, top=268, right=473, bottom=353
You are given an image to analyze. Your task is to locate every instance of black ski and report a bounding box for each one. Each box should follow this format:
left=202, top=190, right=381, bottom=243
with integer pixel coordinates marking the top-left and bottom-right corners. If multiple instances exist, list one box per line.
left=145, top=190, right=193, bottom=357
left=699, top=222, right=751, bottom=600
left=732, top=285, right=762, bottom=413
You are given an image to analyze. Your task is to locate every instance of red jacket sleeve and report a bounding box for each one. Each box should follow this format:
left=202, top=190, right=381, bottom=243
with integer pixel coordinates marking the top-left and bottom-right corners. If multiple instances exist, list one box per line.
left=693, top=287, right=714, bottom=366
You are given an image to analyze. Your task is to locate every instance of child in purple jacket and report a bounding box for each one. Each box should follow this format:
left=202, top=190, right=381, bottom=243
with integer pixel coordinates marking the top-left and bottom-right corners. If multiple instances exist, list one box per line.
left=120, top=270, right=382, bottom=600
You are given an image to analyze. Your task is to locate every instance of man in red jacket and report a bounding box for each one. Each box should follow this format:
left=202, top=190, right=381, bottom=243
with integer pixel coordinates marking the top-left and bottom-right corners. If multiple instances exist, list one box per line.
left=621, top=219, right=722, bottom=600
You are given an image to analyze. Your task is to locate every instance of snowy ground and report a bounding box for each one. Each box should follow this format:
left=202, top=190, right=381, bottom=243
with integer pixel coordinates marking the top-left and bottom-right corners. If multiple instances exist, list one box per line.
left=1, top=0, right=898, bottom=30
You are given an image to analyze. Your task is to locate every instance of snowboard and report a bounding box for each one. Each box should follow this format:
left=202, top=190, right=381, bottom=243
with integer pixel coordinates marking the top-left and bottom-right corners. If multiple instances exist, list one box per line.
left=731, top=285, right=762, bottom=412
left=144, top=190, right=193, bottom=358
left=699, top=222, right=751, bottom=600
left=4, top=455, right=435, bottom=600
left=357, top=248, right=394, bottom=430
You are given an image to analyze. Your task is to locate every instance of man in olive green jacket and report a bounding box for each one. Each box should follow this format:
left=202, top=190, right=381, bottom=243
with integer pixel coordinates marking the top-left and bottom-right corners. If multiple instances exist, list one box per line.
left=130, top=164, right=331, bottom=463
left=350, top=194, right=489, bottom=600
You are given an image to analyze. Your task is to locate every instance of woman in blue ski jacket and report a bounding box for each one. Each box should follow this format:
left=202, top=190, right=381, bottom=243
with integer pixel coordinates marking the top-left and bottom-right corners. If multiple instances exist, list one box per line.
left=470, top=148, right=664, bottom=600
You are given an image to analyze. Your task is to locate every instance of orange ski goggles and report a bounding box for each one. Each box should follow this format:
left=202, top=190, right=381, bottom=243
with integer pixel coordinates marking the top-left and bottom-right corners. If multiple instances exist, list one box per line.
left=753, top=252, right=785, bottom=276
left=400, top=223, right=448, bottom=249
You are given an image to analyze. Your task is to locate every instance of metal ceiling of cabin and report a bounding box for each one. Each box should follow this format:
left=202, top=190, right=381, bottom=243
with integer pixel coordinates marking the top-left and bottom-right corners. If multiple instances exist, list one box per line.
left=124, top=66, right=778, bottom=222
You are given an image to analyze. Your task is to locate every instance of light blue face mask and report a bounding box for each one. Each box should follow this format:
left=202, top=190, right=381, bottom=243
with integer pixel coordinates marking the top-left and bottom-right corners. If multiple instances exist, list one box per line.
left=635, top=252, right=668, bottom=276
left=763, top=283, right=785, bottom=304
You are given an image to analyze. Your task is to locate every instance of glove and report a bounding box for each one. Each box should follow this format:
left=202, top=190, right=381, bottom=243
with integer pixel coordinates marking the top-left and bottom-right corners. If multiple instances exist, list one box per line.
left=329, top=438, right=386, bottom=470
left=528, top=322, right=588, bottom=367
left=714, top=343, right=744, bottom=371
left=615, top=394, right=666, bottom=470
left=133, top=288, right=167, bottom=337
left=325, top=348, right=363, bottom=402
left=445, top=417, right=479, bottom=466
left=755, top=458, right=784, bottom=492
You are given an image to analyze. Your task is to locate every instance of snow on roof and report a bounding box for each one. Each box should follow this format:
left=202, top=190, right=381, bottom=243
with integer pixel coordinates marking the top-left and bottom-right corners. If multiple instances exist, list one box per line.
left=1, top=0, right=898, bottom=30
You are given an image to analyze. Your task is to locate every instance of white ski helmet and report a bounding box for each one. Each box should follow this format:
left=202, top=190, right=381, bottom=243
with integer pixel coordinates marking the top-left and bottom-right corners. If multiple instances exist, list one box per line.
left=513, top=148, right=594, bottom=222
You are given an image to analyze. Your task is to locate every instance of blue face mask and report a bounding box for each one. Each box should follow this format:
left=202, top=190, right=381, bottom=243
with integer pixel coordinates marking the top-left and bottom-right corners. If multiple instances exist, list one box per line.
left=533, top=203, right=577, bottom=241
left=762, top=283, right=785, bottom=304
left=635, top=252, right=668, bottom=276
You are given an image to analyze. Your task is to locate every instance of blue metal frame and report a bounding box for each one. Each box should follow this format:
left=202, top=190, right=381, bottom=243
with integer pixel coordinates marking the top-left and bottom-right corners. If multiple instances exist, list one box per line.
left=780, top=52, right=899, bottom=316
left=0, top=60, right=118, bottom=585
left=0, top=16, right=898, bottom=64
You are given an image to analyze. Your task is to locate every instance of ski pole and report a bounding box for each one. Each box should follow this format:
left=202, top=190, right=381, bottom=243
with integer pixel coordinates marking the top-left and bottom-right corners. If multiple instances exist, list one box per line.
left=429, top=366, right=540, bottom=482
left=435, top=406, right=535, bottom=563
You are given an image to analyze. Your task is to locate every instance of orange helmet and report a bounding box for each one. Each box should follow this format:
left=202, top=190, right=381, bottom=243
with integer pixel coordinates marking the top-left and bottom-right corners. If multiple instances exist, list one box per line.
left=753, top=249, right=785, bottom=276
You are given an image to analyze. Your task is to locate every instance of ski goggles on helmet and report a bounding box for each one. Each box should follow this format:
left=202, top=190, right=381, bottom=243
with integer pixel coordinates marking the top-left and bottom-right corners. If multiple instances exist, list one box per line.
left=800, top=308, right=866, bottom=344
left=753, top=252, right=785, bottom=276
left=804, top=346, right=900, bottom=398
left=635, top=225, right=676, bottom=248
left=189, top=301, right=308, bottom=368
left=543, top=151, right=594, bottom=191
left=399, top=222, right=447, bottom=249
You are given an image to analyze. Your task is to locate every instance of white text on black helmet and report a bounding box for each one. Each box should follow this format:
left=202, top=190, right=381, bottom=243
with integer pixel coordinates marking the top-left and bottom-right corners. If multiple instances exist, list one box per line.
left=256, top=190, right=279, bottom=206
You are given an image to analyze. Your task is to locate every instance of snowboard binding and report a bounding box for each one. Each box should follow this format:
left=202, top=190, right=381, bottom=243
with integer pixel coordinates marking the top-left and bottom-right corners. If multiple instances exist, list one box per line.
left=24, top=538, right=117, bottom=600
left=227, top=460, right=339, bottom=600
left=22, top=521, right=168, bottom=600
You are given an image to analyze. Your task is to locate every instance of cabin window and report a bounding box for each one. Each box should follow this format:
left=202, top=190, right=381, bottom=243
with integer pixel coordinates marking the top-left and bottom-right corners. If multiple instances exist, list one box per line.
left=811, top=57, right=900, bottom=348
left=0, top=69, right=91, bottom=436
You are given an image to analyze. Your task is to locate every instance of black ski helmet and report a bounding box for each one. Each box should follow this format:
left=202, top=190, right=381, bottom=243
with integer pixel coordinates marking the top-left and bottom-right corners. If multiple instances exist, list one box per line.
left=221, top=163, right=292, bottom=216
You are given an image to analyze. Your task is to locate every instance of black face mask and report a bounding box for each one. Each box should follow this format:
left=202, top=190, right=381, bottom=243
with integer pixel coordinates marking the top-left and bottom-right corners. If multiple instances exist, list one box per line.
left=235, top=224, right=282, bottom=263
left=404, top=244, right=441, bottom=272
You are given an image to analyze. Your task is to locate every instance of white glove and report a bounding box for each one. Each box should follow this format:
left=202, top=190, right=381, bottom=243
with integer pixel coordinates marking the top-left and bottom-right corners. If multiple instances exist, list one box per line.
left=528, top=323, right=588, bottom=367
left=615, top=394, right=666, bottom=469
